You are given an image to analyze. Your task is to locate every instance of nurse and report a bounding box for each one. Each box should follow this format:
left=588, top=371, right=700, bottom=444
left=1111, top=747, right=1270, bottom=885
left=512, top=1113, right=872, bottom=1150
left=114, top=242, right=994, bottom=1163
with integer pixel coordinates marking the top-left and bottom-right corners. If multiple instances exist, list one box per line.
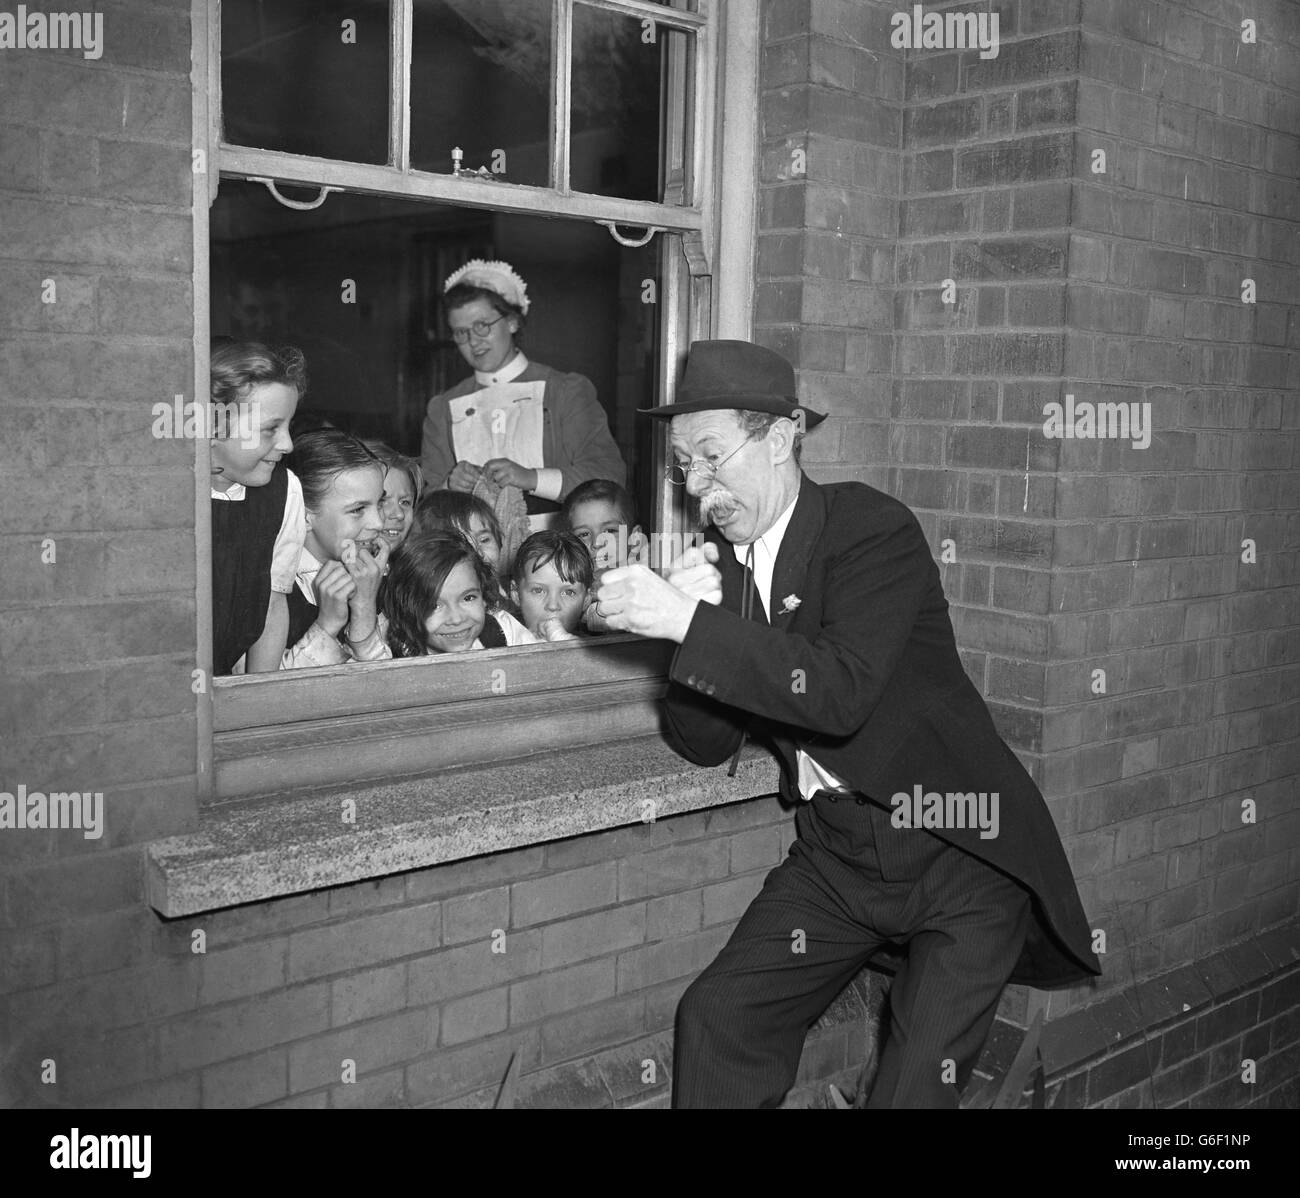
left=419, top=259, right=626, bottom=528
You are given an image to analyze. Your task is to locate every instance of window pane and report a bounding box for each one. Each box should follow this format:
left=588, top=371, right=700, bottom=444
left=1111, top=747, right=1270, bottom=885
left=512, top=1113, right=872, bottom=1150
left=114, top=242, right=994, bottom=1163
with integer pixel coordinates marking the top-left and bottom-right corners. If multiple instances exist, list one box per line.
left=211, top=179, right=665, bottom=529
left=571, top=3, right=693, bottom=203
left=409, top=0, right=553, bottom=187
left=221, top=0, right=390, bottom=164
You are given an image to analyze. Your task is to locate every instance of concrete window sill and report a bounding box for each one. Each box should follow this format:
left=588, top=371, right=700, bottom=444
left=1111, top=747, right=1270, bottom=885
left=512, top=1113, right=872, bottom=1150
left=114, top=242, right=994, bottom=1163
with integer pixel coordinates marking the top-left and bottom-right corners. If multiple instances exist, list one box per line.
left=146, top=736, right=781, bottom=917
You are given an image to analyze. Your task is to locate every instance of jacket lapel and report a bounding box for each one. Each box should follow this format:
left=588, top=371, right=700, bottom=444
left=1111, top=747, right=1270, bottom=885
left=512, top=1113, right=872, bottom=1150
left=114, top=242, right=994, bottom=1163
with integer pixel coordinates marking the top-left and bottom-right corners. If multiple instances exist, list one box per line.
left=770, top=474, right=824, bottom=626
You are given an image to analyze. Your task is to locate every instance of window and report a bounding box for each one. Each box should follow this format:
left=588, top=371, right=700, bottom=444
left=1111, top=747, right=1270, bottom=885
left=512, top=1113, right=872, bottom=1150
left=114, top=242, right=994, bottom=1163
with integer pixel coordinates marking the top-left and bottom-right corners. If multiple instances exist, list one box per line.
left=193, top=0, right=758, bottom=800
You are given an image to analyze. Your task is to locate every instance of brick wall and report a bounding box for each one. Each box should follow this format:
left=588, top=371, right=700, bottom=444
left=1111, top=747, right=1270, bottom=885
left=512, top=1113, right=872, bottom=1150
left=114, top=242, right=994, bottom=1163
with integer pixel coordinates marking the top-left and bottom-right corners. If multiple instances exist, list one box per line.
left=1052, top=0, right=1298, bottom=1009
left=755, top=0, right=1298, bottom=1100
left=3, top=793, right=809, bottom=1108
left=0, top=0, right=204, bottom=1098
left=880, top=0, right=1300, bottom=1016
left=756, top=0, right=903, bottom=490
left=894, top=0, right=1078, bottom=715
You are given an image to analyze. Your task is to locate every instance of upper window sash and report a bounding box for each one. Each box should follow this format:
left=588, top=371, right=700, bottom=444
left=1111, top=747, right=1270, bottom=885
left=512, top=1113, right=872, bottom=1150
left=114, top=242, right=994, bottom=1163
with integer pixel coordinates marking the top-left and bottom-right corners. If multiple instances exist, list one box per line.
left=213, top=0, right=713, bottom=234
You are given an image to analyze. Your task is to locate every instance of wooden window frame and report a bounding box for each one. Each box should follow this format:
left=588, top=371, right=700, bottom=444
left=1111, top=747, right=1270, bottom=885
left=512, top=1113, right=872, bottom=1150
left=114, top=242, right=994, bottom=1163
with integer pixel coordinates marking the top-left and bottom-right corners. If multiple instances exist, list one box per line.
left=190, top=0, right=759, bottom=803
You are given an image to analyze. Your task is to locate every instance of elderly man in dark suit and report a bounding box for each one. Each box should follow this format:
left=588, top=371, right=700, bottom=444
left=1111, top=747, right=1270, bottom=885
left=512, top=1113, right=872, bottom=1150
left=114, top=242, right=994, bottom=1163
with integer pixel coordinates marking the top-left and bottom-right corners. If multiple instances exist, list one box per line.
left=594, top=340, right=1100, bottom=1108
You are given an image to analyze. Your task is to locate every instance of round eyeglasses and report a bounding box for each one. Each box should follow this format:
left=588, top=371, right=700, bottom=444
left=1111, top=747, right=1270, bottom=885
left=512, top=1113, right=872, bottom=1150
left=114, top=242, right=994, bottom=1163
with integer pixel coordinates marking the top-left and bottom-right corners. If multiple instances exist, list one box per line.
left=450, top=314, right=507, bottom=344
left=664, top=437, right=751, bottom=486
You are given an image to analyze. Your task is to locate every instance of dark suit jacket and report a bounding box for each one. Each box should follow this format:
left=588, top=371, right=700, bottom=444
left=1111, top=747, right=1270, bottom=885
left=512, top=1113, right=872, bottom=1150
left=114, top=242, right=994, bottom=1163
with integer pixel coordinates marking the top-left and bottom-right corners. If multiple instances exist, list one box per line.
left=664, top=473, right=1101, bottom=988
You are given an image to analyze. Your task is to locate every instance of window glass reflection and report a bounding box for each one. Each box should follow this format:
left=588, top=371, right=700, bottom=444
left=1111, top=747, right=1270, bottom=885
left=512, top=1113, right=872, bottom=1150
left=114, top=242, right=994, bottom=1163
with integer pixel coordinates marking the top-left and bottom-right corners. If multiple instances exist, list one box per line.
left=410, top=0, right=552, bottom=186
left=221, top=0, right=389, bottom=164
left=571, top=5, right=692, bottom=203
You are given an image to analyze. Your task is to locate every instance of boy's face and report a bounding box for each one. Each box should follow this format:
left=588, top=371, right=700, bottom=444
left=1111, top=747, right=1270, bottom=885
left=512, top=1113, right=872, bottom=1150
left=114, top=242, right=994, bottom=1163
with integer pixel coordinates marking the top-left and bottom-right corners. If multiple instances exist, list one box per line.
left=513, top=557, right=588, bottom=636
left=424, top=559, right=487, bottom=652
left=304, top=464, right=385, bottom=563
left=467, top=512, right=502, bottom=572
left=567, top=498, right=629, bottom=571
left=379, top=467, right=416, bottom=550
left=210, top=381, right=298, bottom=490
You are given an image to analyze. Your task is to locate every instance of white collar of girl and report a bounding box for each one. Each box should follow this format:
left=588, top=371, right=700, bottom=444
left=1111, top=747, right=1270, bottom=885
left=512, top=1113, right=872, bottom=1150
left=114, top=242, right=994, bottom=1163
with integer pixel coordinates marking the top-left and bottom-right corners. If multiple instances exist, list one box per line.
left=294, top=544, right=324, bottom=602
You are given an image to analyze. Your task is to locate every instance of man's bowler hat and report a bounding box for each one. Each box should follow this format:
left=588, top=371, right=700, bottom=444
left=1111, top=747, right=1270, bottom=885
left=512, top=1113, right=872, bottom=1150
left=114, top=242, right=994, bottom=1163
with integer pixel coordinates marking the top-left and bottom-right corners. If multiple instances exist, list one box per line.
left=640, top=340, right=826, bottom=429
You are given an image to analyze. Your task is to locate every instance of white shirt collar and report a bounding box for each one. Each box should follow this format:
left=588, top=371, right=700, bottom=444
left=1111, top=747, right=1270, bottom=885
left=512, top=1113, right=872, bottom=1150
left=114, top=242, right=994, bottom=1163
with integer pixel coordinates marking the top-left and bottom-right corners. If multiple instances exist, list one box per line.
left=474, top=350, right=529, bottom=387
left=295, top=544, right=324, bottom=602
left=211, top=481, right=246, bottom=501
left=732, top=493, right=799, bottom=565
left=731, top=492, right=800, bottom=618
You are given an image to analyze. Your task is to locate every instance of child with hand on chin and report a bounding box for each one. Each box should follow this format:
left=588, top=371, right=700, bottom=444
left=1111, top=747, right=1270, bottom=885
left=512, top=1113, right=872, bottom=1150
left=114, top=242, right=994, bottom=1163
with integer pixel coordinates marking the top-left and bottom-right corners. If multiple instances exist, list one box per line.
left=283, top=428, right=393, bottom=669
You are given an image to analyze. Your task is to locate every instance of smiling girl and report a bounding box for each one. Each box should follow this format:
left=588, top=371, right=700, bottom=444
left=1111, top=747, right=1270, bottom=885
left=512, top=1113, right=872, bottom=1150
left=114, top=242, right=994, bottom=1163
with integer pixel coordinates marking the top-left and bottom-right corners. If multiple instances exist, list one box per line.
left=381, top=531, right=537, bottom=656
left=361, top=440, right=423, bottom=552
left=283, top=428, right=393, bottom=669
left=209, top=341, right=307, bottom=675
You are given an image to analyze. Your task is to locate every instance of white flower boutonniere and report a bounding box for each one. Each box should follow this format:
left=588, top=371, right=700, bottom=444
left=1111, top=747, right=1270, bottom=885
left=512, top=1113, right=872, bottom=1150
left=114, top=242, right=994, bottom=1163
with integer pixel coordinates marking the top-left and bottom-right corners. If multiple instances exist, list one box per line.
left=780, top=594, right=802, bottom=614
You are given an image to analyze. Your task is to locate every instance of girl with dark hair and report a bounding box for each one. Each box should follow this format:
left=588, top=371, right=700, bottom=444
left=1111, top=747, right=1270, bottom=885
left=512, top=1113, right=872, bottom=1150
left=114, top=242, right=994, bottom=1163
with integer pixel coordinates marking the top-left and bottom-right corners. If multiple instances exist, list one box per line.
left=282, top=428, right=393, bottom=669
left=412, top=489, right=505, bottom=578
left=419, top=259, right=626, bottom=530
left=209, top=340, right=307, bottom=675
left=381, top=531, right=537, bottom=655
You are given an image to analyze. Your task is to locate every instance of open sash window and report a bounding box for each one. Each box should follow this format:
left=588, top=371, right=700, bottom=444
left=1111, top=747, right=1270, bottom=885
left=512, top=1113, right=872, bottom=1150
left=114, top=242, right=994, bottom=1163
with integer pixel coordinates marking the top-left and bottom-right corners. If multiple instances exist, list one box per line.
left=193, top=0, right=758, bottom=801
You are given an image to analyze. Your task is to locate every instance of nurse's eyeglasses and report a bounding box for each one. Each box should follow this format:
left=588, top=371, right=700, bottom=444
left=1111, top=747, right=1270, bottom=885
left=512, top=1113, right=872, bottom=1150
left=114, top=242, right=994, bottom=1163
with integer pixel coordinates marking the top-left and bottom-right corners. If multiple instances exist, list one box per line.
left=450, top=315, right=507, bottom=344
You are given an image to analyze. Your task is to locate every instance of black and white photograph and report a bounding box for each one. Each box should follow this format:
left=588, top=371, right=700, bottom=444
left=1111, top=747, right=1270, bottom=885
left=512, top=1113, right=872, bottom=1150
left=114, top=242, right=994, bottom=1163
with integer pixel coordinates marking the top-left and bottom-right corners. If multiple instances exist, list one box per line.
left=0, top=0, right=1296, bottom=1156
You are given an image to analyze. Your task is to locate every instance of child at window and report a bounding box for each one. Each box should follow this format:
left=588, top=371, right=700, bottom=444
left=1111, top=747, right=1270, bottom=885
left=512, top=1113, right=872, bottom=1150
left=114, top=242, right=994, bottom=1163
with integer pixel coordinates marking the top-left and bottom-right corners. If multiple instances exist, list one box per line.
left=413, top=490, right=505, bottom=580
left=558, top=479, right=645, bottom=634
left=559, top=478, right=647, bottom=575
left=283, top=428, right=392, bottom=669
left=510, top=530, right=592, bottom=641
left=381, top=531, right=537, bottom=655
left=361, top=440, right=423, bottom=552
left=209, top=340, right=307, bottom=676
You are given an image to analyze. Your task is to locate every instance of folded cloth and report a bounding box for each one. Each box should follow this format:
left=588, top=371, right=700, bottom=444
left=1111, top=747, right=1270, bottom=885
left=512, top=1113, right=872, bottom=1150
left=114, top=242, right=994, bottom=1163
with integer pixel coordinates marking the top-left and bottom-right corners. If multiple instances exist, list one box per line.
left=472, top=474, right=531, bottom=577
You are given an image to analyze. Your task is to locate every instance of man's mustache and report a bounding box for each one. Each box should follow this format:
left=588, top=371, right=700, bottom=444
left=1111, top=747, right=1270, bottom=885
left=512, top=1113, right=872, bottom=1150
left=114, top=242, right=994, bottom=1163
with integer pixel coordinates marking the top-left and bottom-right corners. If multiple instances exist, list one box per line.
left=697, top=488, right=738, bottom=525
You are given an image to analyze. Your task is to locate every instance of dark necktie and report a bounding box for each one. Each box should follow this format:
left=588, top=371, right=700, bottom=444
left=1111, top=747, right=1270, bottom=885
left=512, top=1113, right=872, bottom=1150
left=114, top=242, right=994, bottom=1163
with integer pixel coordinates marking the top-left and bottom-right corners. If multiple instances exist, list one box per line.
left=740, top=540, right=757, bottom=622
left=727, top=542, right=758, bottom=777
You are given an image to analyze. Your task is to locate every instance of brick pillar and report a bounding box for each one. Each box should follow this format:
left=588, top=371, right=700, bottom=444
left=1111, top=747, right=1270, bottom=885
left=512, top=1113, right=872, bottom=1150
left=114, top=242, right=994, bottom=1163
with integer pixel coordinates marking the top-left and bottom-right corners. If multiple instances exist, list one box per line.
left=756, top=0, right=904, bottom=488
left=895, top=1, right=1078, bottom=750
